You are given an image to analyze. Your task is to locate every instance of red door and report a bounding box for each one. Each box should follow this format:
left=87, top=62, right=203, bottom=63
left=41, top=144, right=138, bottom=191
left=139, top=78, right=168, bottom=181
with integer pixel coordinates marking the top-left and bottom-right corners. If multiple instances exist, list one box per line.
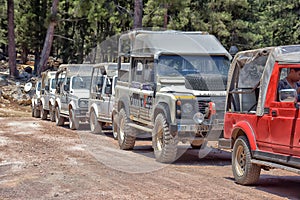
left=292, top=113, right=300, bottom=157
left=269, top=102, right=296, bottom=155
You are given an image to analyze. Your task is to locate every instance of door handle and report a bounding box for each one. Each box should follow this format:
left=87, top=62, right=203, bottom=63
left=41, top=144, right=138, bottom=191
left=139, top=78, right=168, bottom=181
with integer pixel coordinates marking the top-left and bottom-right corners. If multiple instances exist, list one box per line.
left=271, top=110, right=277, bottom=117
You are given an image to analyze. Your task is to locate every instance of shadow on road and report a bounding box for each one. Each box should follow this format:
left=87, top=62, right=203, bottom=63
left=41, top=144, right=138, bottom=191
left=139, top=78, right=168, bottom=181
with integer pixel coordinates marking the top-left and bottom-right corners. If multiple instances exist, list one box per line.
left=131, top=142, right=231, bottom=167
left=255, top=174, right=300, bottom=199
left=224, top=172, right=300, bottom=199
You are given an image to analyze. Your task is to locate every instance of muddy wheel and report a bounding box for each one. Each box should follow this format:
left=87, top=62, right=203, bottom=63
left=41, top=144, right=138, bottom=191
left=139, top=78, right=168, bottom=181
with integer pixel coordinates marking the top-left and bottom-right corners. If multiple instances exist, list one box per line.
left=31, top=105, right=34, bottom=117
left=190, top=140, right=203, bottom=149
left=232, top=136, right=261, bottom=185
left=55, top=106, right=65, bottom=126
left=40, top=104, right=48, bottom=120
left=152, top=113, right=178, bottom=163
left=117, top=108, right=136, bottom=150
left=90, top=110, right=102, bottom=134
left=49, top=104, right=55, bottom=122
left=69, top=108, right=79, bottom=130
left=112, top=114, right=118, bottom=140
left=32, top=104, right=40, bottom=118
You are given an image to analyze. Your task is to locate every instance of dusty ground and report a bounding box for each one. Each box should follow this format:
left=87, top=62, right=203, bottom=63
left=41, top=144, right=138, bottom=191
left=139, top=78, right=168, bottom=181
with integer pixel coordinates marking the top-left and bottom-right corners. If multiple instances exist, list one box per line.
left=0, top=105, right=299, bottom=200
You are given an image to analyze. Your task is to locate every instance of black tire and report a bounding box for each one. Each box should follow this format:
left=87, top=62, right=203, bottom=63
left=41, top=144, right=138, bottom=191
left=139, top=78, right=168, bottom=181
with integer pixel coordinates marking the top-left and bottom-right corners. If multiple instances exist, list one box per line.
left=69, top=108, right=79, bottom=130
left=232, top=136, right=261, bottom=185
left=90, top=110, right=102, bottom=134
left=117, top=108, right=136, bottom=150
left=55, top=106, right=65, bottom=126
left=49, top=104, right=55, bottom=122
left=112, top=114, right=118, bottom=140
left=190, top=140, right=203, bottom=149
left=152, top=113, right=178, bottom=163
left=40, top=104, right=48, bottom=120
left=32, top=104, right=40, bottom=118
left=31, top=105, right=34, bottom=117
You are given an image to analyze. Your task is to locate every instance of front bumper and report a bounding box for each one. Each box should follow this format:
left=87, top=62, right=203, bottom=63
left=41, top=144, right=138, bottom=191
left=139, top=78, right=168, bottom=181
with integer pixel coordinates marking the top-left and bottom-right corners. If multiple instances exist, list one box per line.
left=74, top=108, right=88, bottom=120
left=169, top=119, right=224, bottom=141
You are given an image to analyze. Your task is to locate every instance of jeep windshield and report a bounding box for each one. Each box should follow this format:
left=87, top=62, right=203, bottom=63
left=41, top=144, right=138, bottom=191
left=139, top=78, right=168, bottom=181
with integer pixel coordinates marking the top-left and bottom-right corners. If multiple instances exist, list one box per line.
left=71, top=76, right=91, bottom=90
left=157, top=55, right=230, bottom=77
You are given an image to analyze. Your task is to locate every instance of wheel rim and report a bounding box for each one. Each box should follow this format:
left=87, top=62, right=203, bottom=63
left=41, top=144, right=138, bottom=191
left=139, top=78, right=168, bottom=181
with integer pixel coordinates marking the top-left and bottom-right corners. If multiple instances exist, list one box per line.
left=70, top=109, right=76, bottom=128
left=90, top=112, right=95, bottom=132
left=156, top=123, right=163, bottom=151
left=55, top=108, right=59, bottom=122
left=69, top=109, right=73, bottom=127
left=112, top=116, right=117, bottom=138
left=235, top=145, right=246, bottom=176
left=113, top=122, right=118, bottom=138
left=119, top=116, right=125, bottom=141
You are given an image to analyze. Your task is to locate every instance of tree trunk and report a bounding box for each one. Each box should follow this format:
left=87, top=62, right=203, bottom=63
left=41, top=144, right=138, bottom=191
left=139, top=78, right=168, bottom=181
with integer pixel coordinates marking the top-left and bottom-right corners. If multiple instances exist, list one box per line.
left=38, top=0, right=59, bottom=75
left=134, top=0, right=143, bottom=29
left=33, top=49, right=40, bottom=75
left=164, top=3, right=169, bottom=29
left=7, top=0, right=18, bottom=78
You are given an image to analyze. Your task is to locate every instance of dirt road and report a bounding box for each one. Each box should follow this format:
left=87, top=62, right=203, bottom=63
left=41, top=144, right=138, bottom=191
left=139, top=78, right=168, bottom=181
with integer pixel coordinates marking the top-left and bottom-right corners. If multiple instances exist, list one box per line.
left=0, top=108, right=299, bottom=199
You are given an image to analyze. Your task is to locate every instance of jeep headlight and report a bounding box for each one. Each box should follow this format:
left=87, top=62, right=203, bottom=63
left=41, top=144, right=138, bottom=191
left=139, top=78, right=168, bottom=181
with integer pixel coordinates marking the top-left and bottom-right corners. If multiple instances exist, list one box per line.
left=78, top=98, right=88, bottom=108
left=182, top=102, right=193, bottom=114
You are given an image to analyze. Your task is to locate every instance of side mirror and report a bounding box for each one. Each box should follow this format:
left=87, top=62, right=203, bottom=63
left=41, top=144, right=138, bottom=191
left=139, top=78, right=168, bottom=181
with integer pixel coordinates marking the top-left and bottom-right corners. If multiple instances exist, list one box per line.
left=63, top=84, right=69, bottom=92
left=45, top=85, right=49, bottom=91
left=279, top=89, right=297, bottom=102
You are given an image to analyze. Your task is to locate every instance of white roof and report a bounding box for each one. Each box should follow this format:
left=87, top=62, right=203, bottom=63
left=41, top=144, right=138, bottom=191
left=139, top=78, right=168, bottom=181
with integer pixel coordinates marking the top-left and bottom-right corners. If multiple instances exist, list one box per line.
left=119, top=30, right=231, bottom=59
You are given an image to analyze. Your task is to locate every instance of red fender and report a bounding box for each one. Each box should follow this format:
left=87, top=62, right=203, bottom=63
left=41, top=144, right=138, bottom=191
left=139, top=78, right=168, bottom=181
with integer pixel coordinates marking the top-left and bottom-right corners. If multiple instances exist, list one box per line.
left=232, top=121, right=257, bottom=150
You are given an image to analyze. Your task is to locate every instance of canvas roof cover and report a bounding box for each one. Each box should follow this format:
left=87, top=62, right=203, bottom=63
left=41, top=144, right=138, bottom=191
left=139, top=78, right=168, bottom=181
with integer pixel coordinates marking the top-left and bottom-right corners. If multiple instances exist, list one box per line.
left=58, top=64, right=94, bottom=76
left=119, top=30, right=231, bottom=59
left=227, top=45, right=300, bottom=116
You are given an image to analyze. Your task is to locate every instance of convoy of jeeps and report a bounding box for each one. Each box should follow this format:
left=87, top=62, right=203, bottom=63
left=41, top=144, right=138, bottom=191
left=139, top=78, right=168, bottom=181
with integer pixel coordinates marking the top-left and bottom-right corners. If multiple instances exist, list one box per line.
left=31, top=30, right=300, bottom=186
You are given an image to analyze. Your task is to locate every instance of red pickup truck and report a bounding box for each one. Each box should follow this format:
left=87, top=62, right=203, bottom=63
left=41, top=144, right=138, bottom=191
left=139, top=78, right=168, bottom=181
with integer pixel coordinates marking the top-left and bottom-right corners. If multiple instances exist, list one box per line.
left=219, top=45, right=300, bottom=185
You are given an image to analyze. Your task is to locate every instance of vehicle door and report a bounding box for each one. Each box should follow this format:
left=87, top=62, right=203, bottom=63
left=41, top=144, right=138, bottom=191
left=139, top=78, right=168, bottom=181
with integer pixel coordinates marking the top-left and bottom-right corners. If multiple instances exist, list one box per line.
left=43, top=77, right=51, bottom=109
left=100, top=76, right=113, bottom=120
left=139, top=59, right=154, bottom=121
left=268, top=67, right=296, bottom=155
left=60, top=73, right=70, bottom=114
left=90, top=67, right=103, bottom=115
left=129, top=59, right=144, bottom=120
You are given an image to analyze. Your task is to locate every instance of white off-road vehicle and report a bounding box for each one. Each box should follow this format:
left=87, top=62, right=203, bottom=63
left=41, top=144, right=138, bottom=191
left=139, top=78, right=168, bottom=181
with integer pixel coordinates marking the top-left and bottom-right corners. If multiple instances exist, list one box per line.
left=31, top=79, right=42, bottom=118
left=39, top=70, right=57, bottom=121
left=88, top=63, right=129, bottom=139
left=115, top=30, right=231, bottom=163
left=54, top=64, right=93, bottom=130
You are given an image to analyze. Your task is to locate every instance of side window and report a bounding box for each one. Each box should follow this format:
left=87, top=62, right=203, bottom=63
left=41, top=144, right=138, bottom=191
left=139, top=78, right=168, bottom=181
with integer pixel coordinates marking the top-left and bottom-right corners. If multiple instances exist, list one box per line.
left=277, top=68, right=298, bottom=102
left=91, top=68, right=103, bottom=93
left=104, top=78, right=113, bottom=94
left=46, top=79, right=51, bottom=91
left=238, top=55, right=267, bottom=88
left=64, top=77, right=71, bottom=91
left=56, top=72, right=66, bottom=94
left=144, top=60, right=154, bottom=82
left=132, top=59, right=144, bottom=83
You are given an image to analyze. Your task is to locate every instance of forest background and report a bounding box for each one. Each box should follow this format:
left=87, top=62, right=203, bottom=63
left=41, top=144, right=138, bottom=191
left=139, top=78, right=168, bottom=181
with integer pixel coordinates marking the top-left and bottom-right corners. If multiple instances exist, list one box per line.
left=0, top=0, right=300, bottom=76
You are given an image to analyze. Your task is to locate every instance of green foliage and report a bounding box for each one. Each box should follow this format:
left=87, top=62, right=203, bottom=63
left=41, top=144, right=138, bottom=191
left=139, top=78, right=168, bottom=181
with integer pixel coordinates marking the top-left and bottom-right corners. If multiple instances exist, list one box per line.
left=0, top=0, right=7, bottom=45
left=1, top=0, right=300, bottom=61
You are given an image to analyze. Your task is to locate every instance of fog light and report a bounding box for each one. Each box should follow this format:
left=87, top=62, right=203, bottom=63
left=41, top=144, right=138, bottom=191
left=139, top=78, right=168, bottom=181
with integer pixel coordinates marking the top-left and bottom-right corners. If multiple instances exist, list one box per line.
left=193, top=112, right=204, bottom=124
